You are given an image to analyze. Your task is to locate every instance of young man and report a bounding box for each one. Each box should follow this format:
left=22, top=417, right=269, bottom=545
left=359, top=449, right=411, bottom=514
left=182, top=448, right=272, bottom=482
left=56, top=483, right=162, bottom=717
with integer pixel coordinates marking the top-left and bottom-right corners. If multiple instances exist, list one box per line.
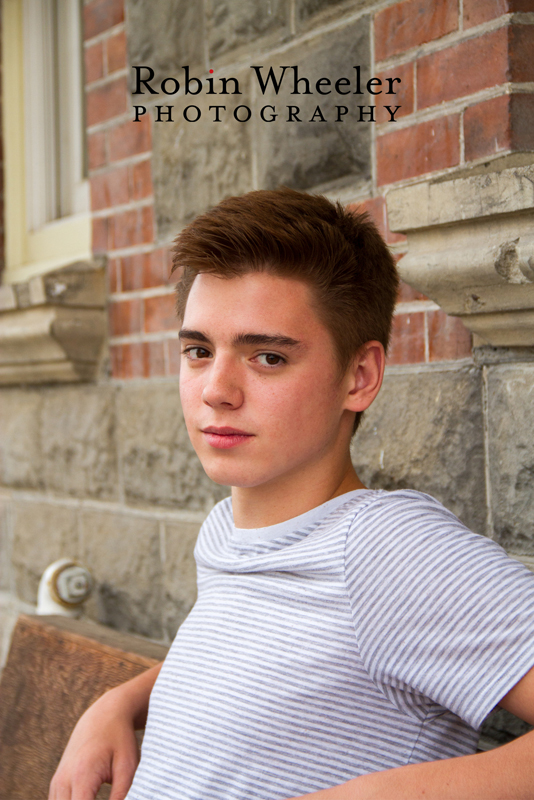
left=51, top=188, right=534, bottom=800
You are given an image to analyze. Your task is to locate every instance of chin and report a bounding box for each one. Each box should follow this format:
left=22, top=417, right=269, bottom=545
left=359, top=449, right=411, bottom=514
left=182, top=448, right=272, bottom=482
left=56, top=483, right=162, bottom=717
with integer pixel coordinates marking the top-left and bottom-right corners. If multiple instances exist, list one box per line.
left=200, top=459, right=272, bottom=490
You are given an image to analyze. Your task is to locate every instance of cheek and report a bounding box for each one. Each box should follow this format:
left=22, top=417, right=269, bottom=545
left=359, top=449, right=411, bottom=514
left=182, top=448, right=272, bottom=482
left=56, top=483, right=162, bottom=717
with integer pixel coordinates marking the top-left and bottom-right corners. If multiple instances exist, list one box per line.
left=179, top=373, right=200, bottom=424
left=261, top=372, right=341, bottom=432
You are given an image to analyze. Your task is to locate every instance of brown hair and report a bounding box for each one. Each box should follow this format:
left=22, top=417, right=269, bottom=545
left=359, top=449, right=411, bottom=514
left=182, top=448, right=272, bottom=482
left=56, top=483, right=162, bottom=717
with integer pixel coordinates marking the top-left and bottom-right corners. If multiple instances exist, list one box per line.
left=172, top=187, right=399, bottom=433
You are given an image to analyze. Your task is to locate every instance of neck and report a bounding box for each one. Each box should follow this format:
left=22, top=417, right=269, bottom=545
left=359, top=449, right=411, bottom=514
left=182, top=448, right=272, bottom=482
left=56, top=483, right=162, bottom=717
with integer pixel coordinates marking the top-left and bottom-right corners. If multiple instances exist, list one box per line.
left=231, top=456, right=366, bottom=529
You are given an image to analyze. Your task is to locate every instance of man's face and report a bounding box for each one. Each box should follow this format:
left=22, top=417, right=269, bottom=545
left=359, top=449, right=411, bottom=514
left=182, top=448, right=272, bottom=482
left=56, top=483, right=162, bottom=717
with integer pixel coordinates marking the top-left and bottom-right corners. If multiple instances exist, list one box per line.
left=179, top=271, right=354, bottom=491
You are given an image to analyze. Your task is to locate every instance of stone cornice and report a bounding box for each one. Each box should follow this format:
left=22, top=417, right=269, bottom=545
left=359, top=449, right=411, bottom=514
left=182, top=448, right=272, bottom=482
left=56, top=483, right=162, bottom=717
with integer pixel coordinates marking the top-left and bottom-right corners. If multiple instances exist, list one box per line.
left=386, top=157, right=534, bottom=348
left=0, top=260, right=107, bottom=385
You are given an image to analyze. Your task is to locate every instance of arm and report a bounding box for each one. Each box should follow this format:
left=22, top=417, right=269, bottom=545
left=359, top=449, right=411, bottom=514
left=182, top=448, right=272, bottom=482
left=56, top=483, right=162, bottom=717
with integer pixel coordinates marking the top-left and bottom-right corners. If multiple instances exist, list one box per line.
left=289, top=665, right=534, bottom=800
left=49, top=661, right=162, bottom=800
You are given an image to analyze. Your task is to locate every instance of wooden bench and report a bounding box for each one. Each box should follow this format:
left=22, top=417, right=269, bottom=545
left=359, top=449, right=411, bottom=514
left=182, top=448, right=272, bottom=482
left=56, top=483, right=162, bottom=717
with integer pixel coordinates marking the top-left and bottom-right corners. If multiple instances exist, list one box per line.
left=0, top=614, right=168, bottom=800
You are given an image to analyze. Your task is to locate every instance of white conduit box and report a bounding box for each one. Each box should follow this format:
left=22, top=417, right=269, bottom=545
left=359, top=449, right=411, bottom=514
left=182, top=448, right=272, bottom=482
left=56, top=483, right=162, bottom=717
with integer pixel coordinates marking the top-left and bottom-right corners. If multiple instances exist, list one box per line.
left=37, top=558, right=94, bottom=617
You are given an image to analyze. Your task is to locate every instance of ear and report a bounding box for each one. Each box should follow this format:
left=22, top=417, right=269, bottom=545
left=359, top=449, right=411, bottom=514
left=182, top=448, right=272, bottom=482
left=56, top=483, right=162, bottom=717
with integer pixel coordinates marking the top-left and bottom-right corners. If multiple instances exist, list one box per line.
left=342, top=341, right=385, bottom=413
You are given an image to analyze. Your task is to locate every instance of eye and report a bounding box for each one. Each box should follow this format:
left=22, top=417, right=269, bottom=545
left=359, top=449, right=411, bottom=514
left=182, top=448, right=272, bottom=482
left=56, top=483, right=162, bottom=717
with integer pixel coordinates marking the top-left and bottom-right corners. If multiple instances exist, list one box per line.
left=256, top=353, right=286, bottom=367
left=183, top=346, right=212, bottom=360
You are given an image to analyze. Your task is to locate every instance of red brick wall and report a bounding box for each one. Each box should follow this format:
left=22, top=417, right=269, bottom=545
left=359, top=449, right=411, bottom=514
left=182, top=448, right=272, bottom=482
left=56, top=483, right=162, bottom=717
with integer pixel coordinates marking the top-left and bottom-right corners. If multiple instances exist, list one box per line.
left=84, top=0, right=179, bottom=379
left=84, top=0, right=533, bottom=377
left=356, top=0, right=534, bottom=366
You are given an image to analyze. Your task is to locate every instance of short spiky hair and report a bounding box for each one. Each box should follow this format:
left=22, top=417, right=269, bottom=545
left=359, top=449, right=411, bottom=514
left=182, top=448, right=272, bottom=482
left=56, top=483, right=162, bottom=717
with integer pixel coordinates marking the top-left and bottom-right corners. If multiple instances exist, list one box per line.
left=171, top=187, right=399, bottom=433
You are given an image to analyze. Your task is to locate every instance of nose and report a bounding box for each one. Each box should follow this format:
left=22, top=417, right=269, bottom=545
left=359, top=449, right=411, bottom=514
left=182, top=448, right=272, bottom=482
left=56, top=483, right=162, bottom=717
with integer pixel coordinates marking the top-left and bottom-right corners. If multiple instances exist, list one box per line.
left=201, top=356, right=244, bottom=410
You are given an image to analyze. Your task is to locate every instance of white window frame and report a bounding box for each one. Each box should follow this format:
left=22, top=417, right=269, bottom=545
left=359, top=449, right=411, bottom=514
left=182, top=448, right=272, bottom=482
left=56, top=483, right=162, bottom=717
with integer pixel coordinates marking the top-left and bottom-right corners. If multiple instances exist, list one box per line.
left=2, top=0, right=91, bottom=285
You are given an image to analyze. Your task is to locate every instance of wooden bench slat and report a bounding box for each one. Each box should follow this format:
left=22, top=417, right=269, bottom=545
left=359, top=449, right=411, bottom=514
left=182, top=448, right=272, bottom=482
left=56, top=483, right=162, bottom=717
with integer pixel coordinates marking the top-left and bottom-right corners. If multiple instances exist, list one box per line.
left=0, top=614, right=168, bottom=800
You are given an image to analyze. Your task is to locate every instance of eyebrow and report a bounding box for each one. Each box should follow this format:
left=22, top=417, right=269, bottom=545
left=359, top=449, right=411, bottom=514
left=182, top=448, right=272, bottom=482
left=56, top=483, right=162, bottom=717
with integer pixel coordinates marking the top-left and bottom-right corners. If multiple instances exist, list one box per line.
left=179, top=329, right=303, bottom=349
left=178, top=329, right=211, bottom=343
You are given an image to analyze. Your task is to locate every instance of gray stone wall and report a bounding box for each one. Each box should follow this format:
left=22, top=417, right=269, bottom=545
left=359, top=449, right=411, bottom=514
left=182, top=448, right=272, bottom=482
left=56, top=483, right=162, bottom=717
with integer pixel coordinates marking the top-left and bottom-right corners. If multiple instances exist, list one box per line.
left=127, top=0, right=375, bottom=240
left=0, top=379, right=224, bottom=653
left=353, top=353, right=534, bottom=549
left=352, top=365, right=487, bottom=534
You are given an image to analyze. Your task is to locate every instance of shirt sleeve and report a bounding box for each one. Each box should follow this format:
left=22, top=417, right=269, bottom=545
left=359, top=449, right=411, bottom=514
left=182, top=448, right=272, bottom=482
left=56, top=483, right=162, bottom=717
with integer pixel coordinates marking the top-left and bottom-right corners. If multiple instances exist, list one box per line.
left=344, top=490, right=534, bottom=730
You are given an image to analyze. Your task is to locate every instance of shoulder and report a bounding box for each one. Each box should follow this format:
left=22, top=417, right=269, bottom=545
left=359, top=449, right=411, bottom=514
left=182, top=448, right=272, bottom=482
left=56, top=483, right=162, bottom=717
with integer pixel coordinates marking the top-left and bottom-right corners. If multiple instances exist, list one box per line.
left=344, top=488, right=508, bottom=584
left=348, top=487, right=481, bottom=540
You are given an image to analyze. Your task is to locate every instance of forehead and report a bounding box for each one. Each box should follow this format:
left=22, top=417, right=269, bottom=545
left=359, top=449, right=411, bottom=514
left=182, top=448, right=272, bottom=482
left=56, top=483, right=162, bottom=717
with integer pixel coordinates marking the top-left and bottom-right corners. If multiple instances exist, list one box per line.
left=182, top=272, right=325, bottom=336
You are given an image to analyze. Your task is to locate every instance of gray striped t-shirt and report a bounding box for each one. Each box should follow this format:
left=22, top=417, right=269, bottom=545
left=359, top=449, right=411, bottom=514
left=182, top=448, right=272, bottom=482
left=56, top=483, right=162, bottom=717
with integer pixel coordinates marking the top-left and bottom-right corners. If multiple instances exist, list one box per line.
left=127, top=489, right=534, bottom=800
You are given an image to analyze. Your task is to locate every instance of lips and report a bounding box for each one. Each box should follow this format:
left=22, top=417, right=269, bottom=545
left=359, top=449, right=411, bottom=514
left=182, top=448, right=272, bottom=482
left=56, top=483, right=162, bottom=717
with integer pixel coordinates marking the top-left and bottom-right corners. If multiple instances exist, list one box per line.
left=200, top=426, right=254, bottom=449
left=202, top=426, right=252, bottom=435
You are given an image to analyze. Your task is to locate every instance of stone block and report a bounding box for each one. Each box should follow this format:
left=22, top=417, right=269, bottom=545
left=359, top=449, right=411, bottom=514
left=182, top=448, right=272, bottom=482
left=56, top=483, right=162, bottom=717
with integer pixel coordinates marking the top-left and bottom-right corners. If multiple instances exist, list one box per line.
left=486, top=364, right=534, bottom=552
left=126, top=0, right=205, bottom=84
left=0, top=389, right=43, bottom=490
left=479, top=707, right=532, bottom=751
left=11, top=502, right=79, bottom=605
left=206, top=0, right=290, bottom=65
left=79, top=509, right=163, bottom=639
left=252, top=21, right=372, bottom=192
left=296, top=0, right=367, bottom=29
left=351, top=366, right=486, bottom=532
left=40, top=385, right=118, bottom=500
left=0, top=496, right=12, bottom=592
left=116, top=381, right=229, bottom=511
left=152, top=69, right=254, bottom=241
left=162, top=520, right=201, bottom=639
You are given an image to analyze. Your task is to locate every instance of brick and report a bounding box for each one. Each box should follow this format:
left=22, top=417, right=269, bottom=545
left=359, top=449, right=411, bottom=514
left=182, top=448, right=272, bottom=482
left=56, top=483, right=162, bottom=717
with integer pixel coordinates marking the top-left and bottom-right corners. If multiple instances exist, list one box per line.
left=349, top=196, right=406, bottom=245
left=464, top=93, right=534, bottom=161
left=464, top=94, right=510, bottom=161
left=142, top=206, right=155, bottom=245
left=108, top=258, right=121, bottom=293
left=144, top=294, right=179, bottom=333
left=143, top=248, right=171, bottom=288
left=510, top=25, right=534, bottom=84
left=86, top=77, right=128, bottom=127
left=110, top=206, right=154, bottom=249
left=120, top=254, right=145, bottom=292
left=376, top=115, right=460, bottom=186
left=110, top=343, right=144, bottom=378
left=417, top=28, right=508, bottom=110
left=106, top=30, right=127, bottom=74
left=84, top=41, right=104, bottom=84
left=92, top=216, right=109, bottom=253
left=90, top=165, right=129, bottom=211
left=88, top=131, right=107, bottom=171
left=109, top=298, right=142, bottom=336
left=464, top=0, right=506, bottom=26
left=84, top=0, right=124, bottom=41
left=428, top=310, right=472, bottom=361
left=387, top=312, right=426, bottom=364
left=397, top=281, right=427, bottom=302
left=374, top=0, right=458, bottom=62
left=510, top=93, right=534, bottom=152
left=131, top=159, right=153, bottom=200
left=376, top=62, right=414, bottom=123
left=463, top=0, right=533, bottom=28
left=167, top=338, right=182, bottom=376
left=142, top=341, right=166, bottom=377
left=109, top=116, right=151, bottom=162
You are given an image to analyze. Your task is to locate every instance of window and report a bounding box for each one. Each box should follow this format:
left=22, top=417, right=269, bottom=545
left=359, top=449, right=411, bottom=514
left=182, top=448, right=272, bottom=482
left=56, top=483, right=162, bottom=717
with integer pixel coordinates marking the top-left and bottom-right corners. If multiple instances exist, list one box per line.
left=2, top=0, right=91, bottom=284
